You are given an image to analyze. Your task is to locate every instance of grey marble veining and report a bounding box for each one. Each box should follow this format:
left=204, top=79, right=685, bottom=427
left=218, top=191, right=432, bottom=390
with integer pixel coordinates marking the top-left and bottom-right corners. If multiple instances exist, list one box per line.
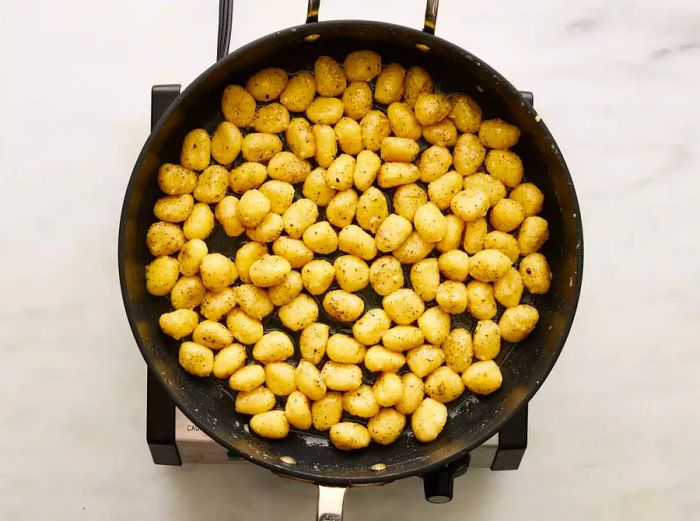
left=0, top=0, right=699, bottom=519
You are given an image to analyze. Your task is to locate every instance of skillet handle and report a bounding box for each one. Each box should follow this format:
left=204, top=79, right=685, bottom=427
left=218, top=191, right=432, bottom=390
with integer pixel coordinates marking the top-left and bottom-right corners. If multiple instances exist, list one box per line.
left=306, top=0, right=440, bottom=34
left=216, top=0, right=440, bottom=60
left=316, top=485, right=347, bottom=521
left=217, top=0, right=233, bottom=61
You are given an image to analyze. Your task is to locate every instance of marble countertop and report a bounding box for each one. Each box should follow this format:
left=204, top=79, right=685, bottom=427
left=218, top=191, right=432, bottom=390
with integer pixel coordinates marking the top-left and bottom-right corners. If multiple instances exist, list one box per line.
left=1, top=0, right=698, bottom=519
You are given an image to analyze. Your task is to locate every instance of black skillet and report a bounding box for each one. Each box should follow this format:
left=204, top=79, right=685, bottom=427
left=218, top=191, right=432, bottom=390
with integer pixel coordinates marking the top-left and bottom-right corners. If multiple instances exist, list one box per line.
left=118, top=1, right=583, bottom=518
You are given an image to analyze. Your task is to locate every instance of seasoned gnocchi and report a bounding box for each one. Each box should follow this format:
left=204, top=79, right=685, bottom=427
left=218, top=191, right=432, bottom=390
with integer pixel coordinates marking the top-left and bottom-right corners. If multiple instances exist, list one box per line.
left=300, top=323, right=329, bottom=365
left=424, top=366, right=465, bottom=403
left=369, top=255, right=405, bottom=296
left=250, top=410, right=290, bottom=439
left=342, top=82, right=374, bottom=121
left=442, top=328, right=473, bottom=372
left=147, top=50, right=553, bottom=448
left=147, top=222, right=185, bottom=256
left=364, top=345, right=405, bottom=373
left=382, top=288, right=425, bottom=325
left=159, top=309, right=199, bottom=340
left=410, top=258, right=440, bottom=302
left=301, top=259, right=335, bottom=295
left=199, top=287, right=236, bottom=321
left=312, top=392, right=343, bottom=431
left=355, top=187, right=388, bottom=234
left=330, top=422, right=371, bottom=450
left=368, top=408, right=406, bottom=445
left=229, top=364, right=266, bottom=392
left=373, top=372, right=404, bottom=407
left=281, top=71, right=316, bottom=112
left=285, top=391, right=313, bottom=430
left=278, top=293, right=319, bottom=331
left=393, top=183, right=428, bottom=221
left=146, top=256, right=180, bottom=296
left=226, top=308, right=264, bottom=345
left=322, top=290, right=364, bottom=322
left=375, top=214, right=413, bottom=252
left=213, top=343, right=247, bottom=379
left=343, top=385, right=380, bottom=418
left=406, top=344, right=445, bottom=378
left=412, top=398, right=447, bottom=442
left=212, top=122, right=242, bottom=164
left=414, top=202, right=447, bottom=243
left=334, top=255, right=370, bottom=292
left=417, top=306, right=451, bottom=346
left=396, top=373, right=424, bottom=415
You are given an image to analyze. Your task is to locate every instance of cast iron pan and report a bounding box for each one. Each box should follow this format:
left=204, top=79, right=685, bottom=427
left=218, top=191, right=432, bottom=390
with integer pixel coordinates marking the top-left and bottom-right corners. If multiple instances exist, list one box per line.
left=119, top=0, right=583, bottom=517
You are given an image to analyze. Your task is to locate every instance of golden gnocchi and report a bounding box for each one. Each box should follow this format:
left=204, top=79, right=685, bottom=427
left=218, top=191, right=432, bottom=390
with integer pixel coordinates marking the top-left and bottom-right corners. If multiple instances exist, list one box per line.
left=147, top=50, right=552, bottom=448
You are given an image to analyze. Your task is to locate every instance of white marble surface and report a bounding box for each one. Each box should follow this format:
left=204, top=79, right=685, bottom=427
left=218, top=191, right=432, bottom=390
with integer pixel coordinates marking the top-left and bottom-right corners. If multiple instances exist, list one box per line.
left=1, top=0, right=699, bottom=519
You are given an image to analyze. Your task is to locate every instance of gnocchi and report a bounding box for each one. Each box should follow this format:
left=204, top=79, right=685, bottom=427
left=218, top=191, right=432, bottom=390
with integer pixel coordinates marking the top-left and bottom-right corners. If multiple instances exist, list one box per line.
left=229, top=365, right=266, bottom=392
left=370, top=255, right=405, bottom=296
left=300, top=323, right=329, bottom=365
left=442, top=328, right=473, bottom=372
left=499, top=305, right=539, bottom=342
left=462, top=360, right=503, bottom=395
left=281, top=71, right=316, bottom=112
left=373, top=372, right=404, bottom=407
left=355, top=187, right=389, bottom=234
left=414, top=202, right=447, bottom=243
left=343, top=385, right=380, bottom=418
left=393, top=183, right=428, bottom=220
left=312, top=392, right=343, bottom=431
left=334, top=255, right=370, bottom=292
left=382, top=288, right=425, bottom=325
left=179, top=341, right=214, bottom=377
left=352, top=308, right=392, bottom=346
left=226, top=308, right=264, bottom=345
left=159, top=309, right=199, bottom=340
left=278, top=293, right=319, bottom=331
left=417, top=306, right=451, bottom=346
left=253, top=331, right=294, bottom=363
left=406, top=345, right=445, bottom=378
left=342, top=82, right=373, bottom=121
left=200, top=253, right=238, bottom=291
left=412, top=398, right=447, bottom=442
left=364, top=345, right=405, bottom=373
left=213, top=344, right=247, bottom=379
left=250, top=410, right=290, bottom=439
left=147, top=50, right=553, bottom=448
left=330, top=422, right=371, bottom=451
left=425, top=366, right=465, bottom=403
left=285, top=391, right=313, bottom=430
left=368, top=409, right=406, bottom=445
left=301, top=259, right=335, bottom=295
left=396, top=373, right=424, bottom=415
left=235, top=386, right=276, bottom=415
left=322, top=290, right=364, bottom=322
left=410, top=258, right=440, bottom=302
